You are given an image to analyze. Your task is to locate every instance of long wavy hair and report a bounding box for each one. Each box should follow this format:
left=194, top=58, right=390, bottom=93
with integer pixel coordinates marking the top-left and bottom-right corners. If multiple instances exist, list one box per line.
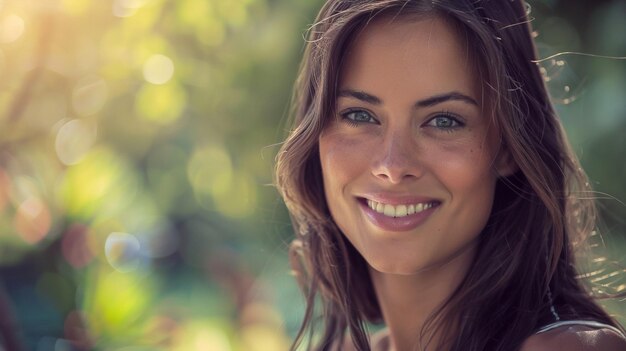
left=275, top=1, right=623, bottom=350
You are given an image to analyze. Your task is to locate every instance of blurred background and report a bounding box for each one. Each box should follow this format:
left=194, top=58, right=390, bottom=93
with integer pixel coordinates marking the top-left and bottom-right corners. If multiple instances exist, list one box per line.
left=0, top=0, right=623, bottom=350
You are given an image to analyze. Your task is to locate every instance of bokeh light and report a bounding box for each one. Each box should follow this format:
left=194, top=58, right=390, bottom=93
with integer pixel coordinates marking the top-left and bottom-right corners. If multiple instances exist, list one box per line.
left=14, top=197, right=51, bottom=244
left=60, top=147, right=139, bottom=219
left=187, top=144, right=257, bottom=218
left=143, top=54, right=174, bottom=85
left=105, top=232, right=143, bottom=272
left=0, top=14, right=25, bottom=43
left=55, top=119, right=97, bottom=166
left=171, top=321, right=232, bottom=351
left=61, top=224, right=95, bottom=269
left=139, top=226, right=179, bottom=259
left=81, top=269, right=156, bottom=339
left=112, top=0, right=152, bottom=18
left=135, top=82, right=187, bottom=124
left=0, top=1, right=623, bottom=350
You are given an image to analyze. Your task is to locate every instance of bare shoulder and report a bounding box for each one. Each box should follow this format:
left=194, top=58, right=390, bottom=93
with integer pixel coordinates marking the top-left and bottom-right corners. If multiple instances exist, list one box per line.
left=520, top=325, right=626, bottom=351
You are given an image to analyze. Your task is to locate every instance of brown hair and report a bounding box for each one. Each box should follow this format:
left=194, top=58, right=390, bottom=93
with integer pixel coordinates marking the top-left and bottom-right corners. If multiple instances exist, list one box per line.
left=275, top=1, right=623, bottom=350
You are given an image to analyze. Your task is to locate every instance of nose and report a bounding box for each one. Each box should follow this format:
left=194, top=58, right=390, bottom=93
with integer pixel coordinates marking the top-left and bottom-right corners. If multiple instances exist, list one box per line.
left=371, top=130, right=423, bottom=184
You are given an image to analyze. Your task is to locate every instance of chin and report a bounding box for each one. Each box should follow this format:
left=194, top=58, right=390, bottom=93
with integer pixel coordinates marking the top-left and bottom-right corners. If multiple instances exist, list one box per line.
left=365, top=255, right=428, bottom=276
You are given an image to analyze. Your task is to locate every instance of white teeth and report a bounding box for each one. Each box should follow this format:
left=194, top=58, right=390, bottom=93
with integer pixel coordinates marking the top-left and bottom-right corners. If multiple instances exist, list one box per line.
left=396, top=205, right=407, bottom=217
left=383, top=204, right=394, bottom=216
left=366, top=199, right=436, bottom=218
left=376, top=202, right=385, bottom=213
left=416, top=203, right=424, bottom=212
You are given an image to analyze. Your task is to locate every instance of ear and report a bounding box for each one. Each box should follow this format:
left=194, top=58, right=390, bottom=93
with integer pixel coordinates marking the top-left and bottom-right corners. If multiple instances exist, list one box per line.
left=494, top=144, right=518, bottom=177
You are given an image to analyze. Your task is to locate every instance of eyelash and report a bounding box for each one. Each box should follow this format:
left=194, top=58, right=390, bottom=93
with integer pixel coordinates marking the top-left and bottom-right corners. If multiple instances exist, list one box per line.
left=425, top=111, right=465, bottom=132
left=340, top=109, right=378, bottom=127
left=339, top=109, right=465, bottom=132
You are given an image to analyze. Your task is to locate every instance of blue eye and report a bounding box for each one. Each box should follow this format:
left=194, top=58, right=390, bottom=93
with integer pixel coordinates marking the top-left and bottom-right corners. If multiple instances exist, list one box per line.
left=426, top=113, right=464, bottom=131
left=340, top=109, right=378, bottom=126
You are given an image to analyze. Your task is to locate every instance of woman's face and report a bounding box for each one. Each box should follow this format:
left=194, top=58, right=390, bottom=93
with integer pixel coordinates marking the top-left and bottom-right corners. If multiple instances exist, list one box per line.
left=319, top=16, right=512, bottom=274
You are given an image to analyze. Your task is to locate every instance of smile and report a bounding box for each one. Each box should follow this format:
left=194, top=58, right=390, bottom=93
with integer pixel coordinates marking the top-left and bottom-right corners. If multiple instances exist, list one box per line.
left=359, top=197, right=440, bottom=232
left=366, top=199, right=436, bottom=218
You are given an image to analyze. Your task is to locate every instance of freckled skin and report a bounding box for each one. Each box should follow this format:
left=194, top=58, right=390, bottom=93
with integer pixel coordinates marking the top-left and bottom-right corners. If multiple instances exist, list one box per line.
left=319, top=17, right=514, bottom=275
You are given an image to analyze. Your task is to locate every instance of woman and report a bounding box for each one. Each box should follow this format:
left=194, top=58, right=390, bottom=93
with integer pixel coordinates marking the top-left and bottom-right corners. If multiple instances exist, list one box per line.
left=275, top=1, right=626, bottom=350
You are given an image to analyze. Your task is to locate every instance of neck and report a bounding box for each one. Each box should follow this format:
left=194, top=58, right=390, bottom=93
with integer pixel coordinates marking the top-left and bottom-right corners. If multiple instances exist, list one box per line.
left=369, top=245, right=476, bottom=351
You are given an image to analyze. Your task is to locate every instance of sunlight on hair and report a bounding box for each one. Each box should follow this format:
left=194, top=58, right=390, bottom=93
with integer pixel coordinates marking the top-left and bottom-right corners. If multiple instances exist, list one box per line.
left=537, top=58, right=586, bottom=106
left=532, top=52, right=626, bottom=63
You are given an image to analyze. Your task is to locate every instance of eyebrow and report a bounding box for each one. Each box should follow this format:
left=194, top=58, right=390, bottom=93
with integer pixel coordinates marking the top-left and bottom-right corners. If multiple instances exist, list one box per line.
left=338, top=89, right=478, bottom=108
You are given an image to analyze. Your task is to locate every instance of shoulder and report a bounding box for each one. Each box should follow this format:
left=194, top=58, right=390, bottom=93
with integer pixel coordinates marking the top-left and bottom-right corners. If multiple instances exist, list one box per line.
left=520, top=325, right=626, bottom=351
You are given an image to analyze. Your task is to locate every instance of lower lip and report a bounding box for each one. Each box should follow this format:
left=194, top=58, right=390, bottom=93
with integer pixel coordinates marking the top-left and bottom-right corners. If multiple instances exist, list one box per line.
left=359, top=199, right=439, bottom=232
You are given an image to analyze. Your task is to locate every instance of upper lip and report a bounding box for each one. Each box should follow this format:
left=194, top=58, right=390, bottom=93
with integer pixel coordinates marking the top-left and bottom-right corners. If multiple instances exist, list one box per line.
left=358, top=193, right=441, bottom=205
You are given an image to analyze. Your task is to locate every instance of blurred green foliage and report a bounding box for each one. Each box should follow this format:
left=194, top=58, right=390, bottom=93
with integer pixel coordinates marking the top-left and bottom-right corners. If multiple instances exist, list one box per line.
left=0, top=0, right=623, bottom=350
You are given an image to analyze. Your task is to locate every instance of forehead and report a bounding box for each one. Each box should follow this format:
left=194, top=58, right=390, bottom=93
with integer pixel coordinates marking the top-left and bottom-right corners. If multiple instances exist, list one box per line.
left=338, top=15, right=478, bottom=103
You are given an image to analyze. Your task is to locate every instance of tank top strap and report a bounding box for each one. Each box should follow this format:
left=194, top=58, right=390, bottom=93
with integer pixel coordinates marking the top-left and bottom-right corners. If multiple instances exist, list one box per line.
left=535, top=320, right=625, bottom=338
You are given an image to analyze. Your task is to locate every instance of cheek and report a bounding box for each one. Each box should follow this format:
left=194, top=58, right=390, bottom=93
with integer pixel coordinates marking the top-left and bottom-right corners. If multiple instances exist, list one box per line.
left=429, top=134, right=496, bottom=178
left=318, top=132, right=372, bottom=237
left=433, top=140, right=498, bottom=222
left=319, top=132, right=368, bottom=188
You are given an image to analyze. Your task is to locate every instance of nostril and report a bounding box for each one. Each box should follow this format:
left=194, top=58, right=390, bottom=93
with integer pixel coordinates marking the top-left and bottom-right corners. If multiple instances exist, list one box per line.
left=372, top=161, right=422, bottom=183
left=369, top=135, right=424, bottom=183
